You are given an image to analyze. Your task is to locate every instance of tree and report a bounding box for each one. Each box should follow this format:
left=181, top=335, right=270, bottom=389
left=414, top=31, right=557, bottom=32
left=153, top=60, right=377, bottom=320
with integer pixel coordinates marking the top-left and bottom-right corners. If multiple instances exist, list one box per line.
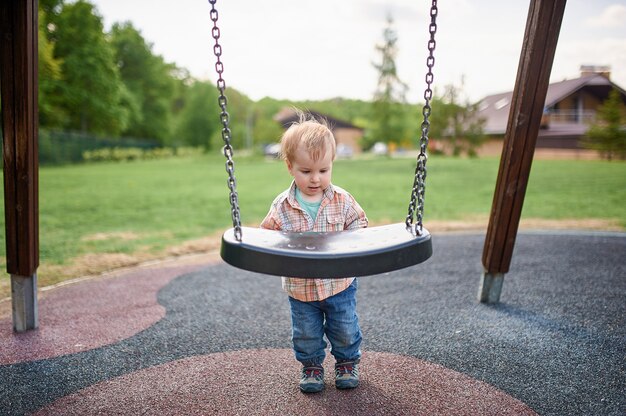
left=365, top=15, right=410, bottom=150
left=52, top=0, right=127, bottom=135
left=38, top=9, right=65, bottom=128
left=174, top=81, right=219, bottom=148
left=429, top=79, right=486, bottom=157
left=218, top=87, right=253, bottom=150
left=251, top=98, right=286, bottom=147
left=583, top=88, right=626, bottom=160
left=39, top=0, right=63, bottom=39
left=110, top=22, right=176, bottom=144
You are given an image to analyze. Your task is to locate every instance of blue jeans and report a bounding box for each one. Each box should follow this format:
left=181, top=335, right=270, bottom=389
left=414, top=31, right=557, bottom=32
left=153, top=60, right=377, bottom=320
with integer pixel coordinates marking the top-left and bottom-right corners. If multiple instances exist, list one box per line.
left=288, top=279, right=362, bottom=367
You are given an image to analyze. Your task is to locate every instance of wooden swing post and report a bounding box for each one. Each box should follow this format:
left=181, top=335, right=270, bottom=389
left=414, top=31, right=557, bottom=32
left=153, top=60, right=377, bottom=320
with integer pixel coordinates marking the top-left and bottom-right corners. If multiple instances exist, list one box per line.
left=480, top=0, right=567, bottom=303
left=0, top=0, right=40, bottom=331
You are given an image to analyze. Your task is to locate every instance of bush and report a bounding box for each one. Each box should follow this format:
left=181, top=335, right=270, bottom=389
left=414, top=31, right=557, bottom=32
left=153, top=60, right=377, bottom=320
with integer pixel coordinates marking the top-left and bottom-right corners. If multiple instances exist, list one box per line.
left=82, top=146, right=203, bottom=162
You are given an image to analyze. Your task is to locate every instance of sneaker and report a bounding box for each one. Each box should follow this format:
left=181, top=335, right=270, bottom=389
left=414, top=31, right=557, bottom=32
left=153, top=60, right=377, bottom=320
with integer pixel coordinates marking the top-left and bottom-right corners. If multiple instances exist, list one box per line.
left=335, top=361, right=359, bottom=389
left=299, top=366, right=325, bottom=393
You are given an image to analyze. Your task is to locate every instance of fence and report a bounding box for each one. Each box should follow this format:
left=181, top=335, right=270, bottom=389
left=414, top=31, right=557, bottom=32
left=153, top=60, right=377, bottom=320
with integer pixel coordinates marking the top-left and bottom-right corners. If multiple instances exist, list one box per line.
left=37, top=130, right=160, bottom=165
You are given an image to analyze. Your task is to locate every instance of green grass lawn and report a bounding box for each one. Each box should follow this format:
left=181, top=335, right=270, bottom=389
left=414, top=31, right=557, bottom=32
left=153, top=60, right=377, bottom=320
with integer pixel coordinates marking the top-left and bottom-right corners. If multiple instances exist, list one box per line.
left=0, top=153, right=624, bottom=294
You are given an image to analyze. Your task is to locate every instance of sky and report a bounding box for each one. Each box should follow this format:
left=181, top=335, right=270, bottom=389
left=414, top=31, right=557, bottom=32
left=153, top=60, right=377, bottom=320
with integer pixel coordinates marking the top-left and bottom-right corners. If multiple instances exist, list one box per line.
left=90, top=0, right=626, bottom=104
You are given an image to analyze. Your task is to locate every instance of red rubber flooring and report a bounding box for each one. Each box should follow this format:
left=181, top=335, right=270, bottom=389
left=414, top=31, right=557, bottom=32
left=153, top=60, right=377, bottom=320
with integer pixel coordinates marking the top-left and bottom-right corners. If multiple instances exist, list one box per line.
left=0, top=263, right=203, bottom=365
left=32, top=349, right=535, bottom=416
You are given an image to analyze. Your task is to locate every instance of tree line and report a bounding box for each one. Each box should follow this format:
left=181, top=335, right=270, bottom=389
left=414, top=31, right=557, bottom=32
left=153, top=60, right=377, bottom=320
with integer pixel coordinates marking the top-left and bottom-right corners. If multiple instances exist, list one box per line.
left=39, top=0, right=215, bottom=148
left=18, top=1, right=626, bottom=162
left=36, top=0, right=489, bottom=159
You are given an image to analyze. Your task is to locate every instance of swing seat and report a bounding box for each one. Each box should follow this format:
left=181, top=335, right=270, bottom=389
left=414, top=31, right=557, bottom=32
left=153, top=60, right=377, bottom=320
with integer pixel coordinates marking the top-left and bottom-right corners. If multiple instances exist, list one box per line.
left=220, top=223, right=432, bottom=278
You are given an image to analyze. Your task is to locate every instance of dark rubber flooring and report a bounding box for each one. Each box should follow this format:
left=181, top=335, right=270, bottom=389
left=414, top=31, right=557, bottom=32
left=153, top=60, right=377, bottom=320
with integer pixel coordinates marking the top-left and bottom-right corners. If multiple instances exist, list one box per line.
left=1, top=232, right=624, bottom=415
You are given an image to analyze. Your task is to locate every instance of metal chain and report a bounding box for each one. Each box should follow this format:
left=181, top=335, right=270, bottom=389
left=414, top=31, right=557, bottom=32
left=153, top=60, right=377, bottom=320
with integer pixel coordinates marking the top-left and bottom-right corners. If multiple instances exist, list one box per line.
left=406, top=0, right=438, bottom=236
left=209, top=0, right=242, bottom=241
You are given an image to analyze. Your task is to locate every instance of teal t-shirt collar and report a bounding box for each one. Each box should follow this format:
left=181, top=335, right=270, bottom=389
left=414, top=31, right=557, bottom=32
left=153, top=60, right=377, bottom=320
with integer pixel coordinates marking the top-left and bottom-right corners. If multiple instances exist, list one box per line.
left=295, top=188, right=322, bottom=221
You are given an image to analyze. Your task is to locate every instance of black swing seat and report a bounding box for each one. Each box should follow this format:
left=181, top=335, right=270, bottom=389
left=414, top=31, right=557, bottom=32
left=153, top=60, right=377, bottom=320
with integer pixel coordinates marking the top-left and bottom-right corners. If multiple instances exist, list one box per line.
left=220, top=223, right=432, bottom=278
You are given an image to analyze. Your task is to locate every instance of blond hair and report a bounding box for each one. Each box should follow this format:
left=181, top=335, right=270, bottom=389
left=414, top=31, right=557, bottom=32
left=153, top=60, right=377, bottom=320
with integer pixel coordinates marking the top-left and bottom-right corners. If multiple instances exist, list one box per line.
left=280, top=111, right=336, bottom=162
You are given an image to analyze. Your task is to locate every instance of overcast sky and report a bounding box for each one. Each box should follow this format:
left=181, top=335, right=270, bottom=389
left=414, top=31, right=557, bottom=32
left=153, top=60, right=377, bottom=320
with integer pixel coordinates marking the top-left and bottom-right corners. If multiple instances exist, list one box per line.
left=91, top=0, right=626, bottom=103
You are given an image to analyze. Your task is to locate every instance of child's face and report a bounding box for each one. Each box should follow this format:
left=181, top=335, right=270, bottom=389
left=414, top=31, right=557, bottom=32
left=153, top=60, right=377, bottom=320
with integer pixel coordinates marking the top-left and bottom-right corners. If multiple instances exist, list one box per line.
left=287, top=144, right=333, bottom=202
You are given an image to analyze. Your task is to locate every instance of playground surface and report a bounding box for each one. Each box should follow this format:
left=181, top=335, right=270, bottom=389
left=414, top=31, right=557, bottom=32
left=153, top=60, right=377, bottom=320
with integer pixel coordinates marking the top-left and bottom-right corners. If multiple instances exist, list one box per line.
left=0, top=231, right=624, bottom=415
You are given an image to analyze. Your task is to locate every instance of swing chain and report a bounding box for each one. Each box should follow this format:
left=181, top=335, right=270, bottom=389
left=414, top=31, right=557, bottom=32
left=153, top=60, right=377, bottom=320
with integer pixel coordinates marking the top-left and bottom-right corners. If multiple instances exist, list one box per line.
left=406, top=0, right=437, bottom=236
left=209, top=0, right=242, bottom=241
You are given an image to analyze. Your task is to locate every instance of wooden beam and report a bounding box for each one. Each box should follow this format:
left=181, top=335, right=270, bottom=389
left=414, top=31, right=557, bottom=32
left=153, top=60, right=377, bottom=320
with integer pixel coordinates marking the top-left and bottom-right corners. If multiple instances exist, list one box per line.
left=480, top=0, right=566, bottom=302
left=1, top=0, right=40, bottom=330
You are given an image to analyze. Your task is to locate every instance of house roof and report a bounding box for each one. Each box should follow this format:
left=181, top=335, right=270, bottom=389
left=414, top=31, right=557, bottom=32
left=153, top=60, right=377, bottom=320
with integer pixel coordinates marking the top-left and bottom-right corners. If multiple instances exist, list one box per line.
left=477, top=73, right=626, bottom=135
left=274, top=107, right=363, bottom=131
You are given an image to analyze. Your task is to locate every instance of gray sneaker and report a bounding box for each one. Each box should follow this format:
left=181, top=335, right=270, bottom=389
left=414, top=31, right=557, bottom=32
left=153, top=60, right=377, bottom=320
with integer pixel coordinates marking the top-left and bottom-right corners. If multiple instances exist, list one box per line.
left=335, top=361, right=359, bottom=389
left=299, top=366, right=325, bottom=393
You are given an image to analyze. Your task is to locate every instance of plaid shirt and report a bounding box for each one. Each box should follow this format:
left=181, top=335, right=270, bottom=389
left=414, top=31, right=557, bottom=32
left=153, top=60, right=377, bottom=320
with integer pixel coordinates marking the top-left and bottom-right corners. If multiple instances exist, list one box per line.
left=260, top=181, right=368, bottom=301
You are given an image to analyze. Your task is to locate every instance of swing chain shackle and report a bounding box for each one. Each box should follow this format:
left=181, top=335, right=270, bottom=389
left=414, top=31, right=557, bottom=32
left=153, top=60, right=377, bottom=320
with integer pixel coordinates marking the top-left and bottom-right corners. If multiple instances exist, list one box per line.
left=406, top=0, right=438, bottom=236
left=209, top=0, right=242, bottom=241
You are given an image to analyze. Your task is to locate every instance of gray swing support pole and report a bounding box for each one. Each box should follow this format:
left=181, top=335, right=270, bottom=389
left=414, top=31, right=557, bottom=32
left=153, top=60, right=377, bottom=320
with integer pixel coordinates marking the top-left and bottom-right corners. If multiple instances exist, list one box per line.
left=0, top=0, right=40, bottom=331
left=480, top=0, right=566, bottom=303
